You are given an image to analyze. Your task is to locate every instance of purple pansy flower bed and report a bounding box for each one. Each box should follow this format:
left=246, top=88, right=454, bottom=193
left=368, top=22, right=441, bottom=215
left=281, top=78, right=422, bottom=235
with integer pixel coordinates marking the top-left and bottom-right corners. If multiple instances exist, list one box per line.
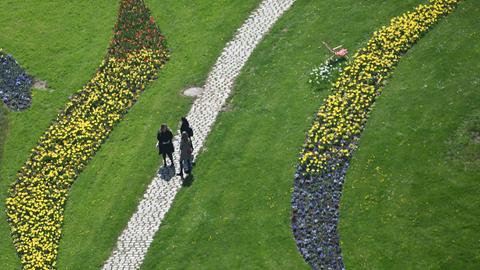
left=292, top=140, right=357, bottom=270
left=0, top=51, right=33, bottom=111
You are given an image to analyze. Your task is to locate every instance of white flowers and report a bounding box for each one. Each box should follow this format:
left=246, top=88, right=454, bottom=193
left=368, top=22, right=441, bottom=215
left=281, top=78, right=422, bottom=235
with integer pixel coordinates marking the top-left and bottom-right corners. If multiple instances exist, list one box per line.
left=308, top=57, right=345, bottom=90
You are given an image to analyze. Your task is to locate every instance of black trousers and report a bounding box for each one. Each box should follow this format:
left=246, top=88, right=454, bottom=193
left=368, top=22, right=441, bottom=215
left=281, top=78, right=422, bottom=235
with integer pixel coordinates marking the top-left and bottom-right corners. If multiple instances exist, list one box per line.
left=161, top=152, right=174, bottom=165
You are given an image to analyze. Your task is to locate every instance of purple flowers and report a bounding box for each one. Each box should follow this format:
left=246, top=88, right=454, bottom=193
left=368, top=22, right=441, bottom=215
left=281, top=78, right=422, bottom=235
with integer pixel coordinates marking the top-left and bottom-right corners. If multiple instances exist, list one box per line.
left=0, top=51, right=33, bottom=111
left=292, top=1, right=461, bottom=268
left=292, top=150, right=351, bottom=270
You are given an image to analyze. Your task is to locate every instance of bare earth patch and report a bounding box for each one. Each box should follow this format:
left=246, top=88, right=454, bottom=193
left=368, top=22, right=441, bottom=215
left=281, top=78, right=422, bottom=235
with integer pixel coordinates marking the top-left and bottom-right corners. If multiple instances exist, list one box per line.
left=182, top=86, right=203, bottom=97
left=32, top=78, right=48, bottom=90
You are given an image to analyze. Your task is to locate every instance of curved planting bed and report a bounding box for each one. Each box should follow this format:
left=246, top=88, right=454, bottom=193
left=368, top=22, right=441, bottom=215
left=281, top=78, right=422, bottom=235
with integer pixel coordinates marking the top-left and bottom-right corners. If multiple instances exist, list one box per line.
left=5, top=0, right=168, bottom=268
left=0, top=50, right=33, bottom=111
left=291, top=0, right=461, bottom=269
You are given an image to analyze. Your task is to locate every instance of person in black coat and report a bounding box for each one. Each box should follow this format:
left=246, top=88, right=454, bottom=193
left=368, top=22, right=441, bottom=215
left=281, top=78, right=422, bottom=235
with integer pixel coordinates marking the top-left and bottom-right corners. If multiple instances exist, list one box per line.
left=157, top=124, right=174, bottom=167
left=180, top=117, right=193, bottom=138
left=179, top=117, right=194, bottom=162
left=177, top=131, right=193, bottom=179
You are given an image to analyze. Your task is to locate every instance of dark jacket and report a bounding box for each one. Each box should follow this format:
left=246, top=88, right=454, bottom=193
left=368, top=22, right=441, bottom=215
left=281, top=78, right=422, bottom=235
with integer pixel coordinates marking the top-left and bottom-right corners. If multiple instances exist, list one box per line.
left=180, top=137, right=193, bottom=161
left=157, top=130, right=174, bottom=154
left=180, top=123, right=193, bottom=138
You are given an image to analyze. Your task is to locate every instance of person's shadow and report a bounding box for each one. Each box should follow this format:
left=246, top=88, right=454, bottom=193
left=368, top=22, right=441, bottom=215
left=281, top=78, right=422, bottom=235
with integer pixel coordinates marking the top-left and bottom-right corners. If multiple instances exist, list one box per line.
left=157, top=166, right=195, bottom=186
left=157, top=165, right=176, bottom=181
left=181, top=174, right=195, bottom=187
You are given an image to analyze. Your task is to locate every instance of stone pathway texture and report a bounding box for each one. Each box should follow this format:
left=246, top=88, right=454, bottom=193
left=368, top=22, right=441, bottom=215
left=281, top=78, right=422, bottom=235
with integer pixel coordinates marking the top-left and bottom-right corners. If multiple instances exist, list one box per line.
left=102, top=0, right=295, bottom=269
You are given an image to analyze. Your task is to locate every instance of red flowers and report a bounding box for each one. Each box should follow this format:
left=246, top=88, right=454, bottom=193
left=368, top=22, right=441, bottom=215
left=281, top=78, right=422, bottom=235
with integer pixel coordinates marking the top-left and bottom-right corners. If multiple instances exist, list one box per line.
left=109, top=0, right=167, bottom=58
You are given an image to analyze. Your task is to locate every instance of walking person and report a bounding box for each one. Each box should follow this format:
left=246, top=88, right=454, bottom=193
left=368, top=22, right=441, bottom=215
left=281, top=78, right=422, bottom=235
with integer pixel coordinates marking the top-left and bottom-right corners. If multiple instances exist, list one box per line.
left=157, top=124, right=174, bottom=167
left=180, top=116, right=193, bottom=138
left=180, top=116, right=195, bottom=163
left=177, top=131, right=193, bottom=179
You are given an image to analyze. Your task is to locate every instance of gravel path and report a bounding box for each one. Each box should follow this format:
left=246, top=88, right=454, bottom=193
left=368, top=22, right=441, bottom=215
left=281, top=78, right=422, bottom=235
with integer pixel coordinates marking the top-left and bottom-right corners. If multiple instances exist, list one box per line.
left=102, top=1, right=295, bottom=269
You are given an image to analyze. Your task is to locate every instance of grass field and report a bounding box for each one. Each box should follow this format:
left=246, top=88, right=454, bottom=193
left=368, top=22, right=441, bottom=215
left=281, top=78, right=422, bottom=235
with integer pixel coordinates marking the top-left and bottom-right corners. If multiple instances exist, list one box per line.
left=139, top=0, right=447, bottom=269
left=0, top=0, right=477, bottom=269
left=0, top=1, right=118, bottom=268
left=0, top=104, right=7, bottom=169
left=339, top=1, right=480, bottom=269
left=56, top=0, right=261, bottom=269
left=0, top=105, right=5, bottom=262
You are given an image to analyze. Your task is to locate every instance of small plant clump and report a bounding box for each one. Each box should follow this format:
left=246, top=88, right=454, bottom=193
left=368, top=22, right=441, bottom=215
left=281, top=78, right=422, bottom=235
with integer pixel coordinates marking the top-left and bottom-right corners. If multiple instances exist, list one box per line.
left=308, top=56, right=346, bottom=91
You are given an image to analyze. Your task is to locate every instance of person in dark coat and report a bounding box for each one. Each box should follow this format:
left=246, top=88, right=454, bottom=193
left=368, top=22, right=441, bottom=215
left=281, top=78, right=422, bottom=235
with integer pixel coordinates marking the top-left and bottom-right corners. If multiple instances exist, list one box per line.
left=177, top=131, right=193, bottom=179
left=179, top=116, right=194, bottom=163
left=157, top=124, right=174, bottom=167
left=180, top=117, right=193, bottom=138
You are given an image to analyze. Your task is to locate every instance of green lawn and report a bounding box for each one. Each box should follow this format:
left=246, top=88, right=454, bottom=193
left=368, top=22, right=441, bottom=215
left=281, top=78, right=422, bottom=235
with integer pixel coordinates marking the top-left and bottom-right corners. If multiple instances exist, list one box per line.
left=1, top=0, right=476, bottom=269
left=57, top=0, right=261, bottom=269
left=0, top=105, right=5, bottom=262
left=0, top=1, right=118, bottom=268
left=0, top=104, right=7, bottom=168
left=140, top=0, right=433, bottom=269
left=339, top=1, right=480, bottom=269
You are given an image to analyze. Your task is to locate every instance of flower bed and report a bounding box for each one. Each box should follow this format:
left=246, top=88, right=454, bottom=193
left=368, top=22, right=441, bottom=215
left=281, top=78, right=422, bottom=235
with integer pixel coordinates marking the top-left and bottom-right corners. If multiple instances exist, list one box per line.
left=308, top=57, right=346, bottom=91
left=292, top=0, right=461, bottom=269
left=0, top=50, right=33, bottom=111
left=5, top=0, right=168, bottom=268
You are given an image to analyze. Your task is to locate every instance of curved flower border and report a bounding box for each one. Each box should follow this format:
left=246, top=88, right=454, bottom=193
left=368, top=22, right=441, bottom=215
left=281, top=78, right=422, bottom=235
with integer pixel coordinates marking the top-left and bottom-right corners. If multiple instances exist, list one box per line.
left=5, top=0, right=168, bottom=268
left=0, top=50, right=33, bottom=111
left=292, top=0, right=461, bottom=269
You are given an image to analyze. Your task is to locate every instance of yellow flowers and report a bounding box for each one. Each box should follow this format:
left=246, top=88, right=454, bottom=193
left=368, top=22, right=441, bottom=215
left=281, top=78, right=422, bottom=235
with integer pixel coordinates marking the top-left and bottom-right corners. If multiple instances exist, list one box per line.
left=7, top=50, right=165, bottom=269
left=6, top=47, right=168, bottom=269
left=6, top=0, right=169, bottom=268
left=299, top=0, right=460, bottom=176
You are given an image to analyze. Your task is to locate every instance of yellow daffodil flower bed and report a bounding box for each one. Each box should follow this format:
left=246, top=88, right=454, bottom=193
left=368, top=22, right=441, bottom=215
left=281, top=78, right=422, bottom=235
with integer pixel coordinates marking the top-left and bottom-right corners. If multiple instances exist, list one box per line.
left=298, top=0, right=461, bottom=177
left=292, top=0, right=461, bottom=268
left=5, top=0, right=168, bottom=269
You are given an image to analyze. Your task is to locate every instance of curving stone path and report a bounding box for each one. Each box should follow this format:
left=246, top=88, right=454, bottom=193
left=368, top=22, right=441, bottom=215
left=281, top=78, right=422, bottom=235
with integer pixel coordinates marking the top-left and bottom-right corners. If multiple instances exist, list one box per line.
left=102, top=0, right=295, bottom=269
